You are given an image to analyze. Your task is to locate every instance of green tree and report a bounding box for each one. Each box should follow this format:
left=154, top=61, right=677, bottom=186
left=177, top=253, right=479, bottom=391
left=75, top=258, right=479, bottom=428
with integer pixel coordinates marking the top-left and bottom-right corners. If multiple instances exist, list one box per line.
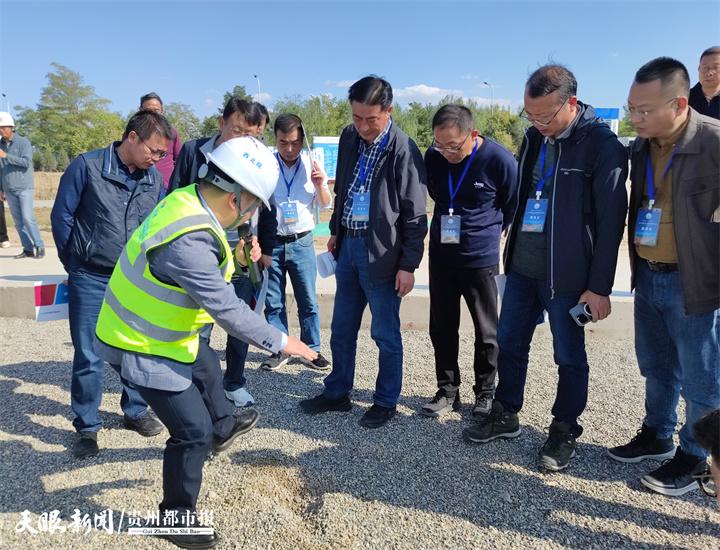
left=163, top=102, right=202, bottom=141
left=618, top=110, right=636, bottom=137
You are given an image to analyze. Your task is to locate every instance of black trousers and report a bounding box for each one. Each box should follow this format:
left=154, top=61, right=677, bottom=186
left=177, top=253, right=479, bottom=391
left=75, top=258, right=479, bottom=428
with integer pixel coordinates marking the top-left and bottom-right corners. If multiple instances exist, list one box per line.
left=0, top=200, right=8, bottom=242
left=429, top=258, right=499, bottom=395
left=133, top=341, right=236, bottom=515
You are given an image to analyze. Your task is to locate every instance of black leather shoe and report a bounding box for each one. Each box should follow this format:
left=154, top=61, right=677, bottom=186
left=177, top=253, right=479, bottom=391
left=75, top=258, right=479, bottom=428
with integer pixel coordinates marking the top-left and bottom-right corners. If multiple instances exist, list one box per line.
left=34, top=247, right=45, bottom=259
left=14, top=249, right=34, bottom=259
left=299, top=393, right=351, bottom=414
left=73, top=431, right=99, bottom=459
left=214, top=409, right=259, bottom=453
left=359, top=404, right=396, bottom=429
left=124, top=411, right=163, bottom=437
left=161, top=530, right=220, bottom=549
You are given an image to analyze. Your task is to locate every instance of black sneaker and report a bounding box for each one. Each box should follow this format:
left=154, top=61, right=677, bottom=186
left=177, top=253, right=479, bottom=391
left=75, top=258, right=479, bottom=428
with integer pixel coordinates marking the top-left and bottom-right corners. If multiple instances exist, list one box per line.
left=472, top=392, right=493, bottom=417
left=359, top=404, right=396, bottom=429
left=420, top=387, right=460, bottom=417
left=462, top=401, right=520, bottom=443
left=261, top=352, right=290, bottom=371
left=14, top=249, right=34, bottom=259
left=124, top=411, right=163, bottom=437
left=607, top=424, right=676, bottom=463
left=641, top=447, right=708, bottom=496
left=538, top=420, right=577, bottom=471
left=214, top=409, right=260, bottom=453
left=150, top=512, right=221, bottom=549
left=34, top=247, right=45, bottom=259
left=301, top=353, right=331, bottom=371
left=73, top=431, right=99, bottom=459
left=299, top=393, right=351, bottom=415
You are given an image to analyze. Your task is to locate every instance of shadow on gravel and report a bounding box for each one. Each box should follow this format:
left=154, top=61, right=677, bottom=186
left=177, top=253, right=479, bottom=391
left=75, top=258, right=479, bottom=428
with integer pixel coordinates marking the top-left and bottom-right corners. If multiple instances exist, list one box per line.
left=229, top=367, right=719, bottom=548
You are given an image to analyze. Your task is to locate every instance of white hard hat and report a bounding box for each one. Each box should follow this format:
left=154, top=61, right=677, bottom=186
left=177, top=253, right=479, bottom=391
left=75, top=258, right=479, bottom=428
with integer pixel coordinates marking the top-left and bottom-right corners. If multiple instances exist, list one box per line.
left=0, top=112, right=14, bottom=127
left=204, top=136, right=278, bottom=209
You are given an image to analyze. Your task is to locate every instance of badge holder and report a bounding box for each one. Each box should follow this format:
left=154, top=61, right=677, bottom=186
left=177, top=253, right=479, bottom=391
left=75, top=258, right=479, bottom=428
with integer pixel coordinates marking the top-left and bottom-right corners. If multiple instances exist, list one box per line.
left=521, top=193, right=549, bottom=233
left=281, top=200, right=299, bottom=226
left=634, top=200, right=661, bottom=247
left=352, top=188, right=370, bottom=222
left=440, top=209, right=461, bottom=244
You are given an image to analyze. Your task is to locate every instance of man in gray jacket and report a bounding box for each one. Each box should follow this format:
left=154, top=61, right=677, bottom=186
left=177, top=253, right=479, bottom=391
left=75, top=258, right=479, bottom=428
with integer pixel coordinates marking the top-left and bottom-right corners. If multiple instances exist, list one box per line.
left=608, top=57, right=720, bottom=497
left=300, top=76, right=428, bottom=429
left=0, top=112, right=45, bottom=258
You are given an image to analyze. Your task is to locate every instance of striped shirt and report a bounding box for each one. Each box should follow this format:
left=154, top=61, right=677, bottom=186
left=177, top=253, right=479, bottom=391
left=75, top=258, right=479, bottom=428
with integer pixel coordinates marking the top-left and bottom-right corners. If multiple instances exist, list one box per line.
left=341, top=120, right=392, bottom=230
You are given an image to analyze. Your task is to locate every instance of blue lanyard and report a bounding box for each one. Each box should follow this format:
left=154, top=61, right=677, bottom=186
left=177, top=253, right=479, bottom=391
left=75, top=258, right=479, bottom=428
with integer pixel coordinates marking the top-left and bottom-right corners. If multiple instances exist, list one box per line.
left=358, top=131, right=391, bottom=191
left=535, top=141, right=554, bottom=200
left=645, top=147, right=675, bottom=208
left=447, top=139, right=479, bottom=215
left=276, top=153, right=302, bottom=196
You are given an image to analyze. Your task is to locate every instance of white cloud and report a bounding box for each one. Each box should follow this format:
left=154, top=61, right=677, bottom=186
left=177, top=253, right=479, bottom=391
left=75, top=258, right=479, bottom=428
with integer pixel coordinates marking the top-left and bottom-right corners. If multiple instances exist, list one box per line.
left=204, top=98, right=217, bottom=108
left=254, top=92, right=272, bottom=103
left=325, top=79, right=355, bottom=88
left=394, top=84, right=464, bottom=104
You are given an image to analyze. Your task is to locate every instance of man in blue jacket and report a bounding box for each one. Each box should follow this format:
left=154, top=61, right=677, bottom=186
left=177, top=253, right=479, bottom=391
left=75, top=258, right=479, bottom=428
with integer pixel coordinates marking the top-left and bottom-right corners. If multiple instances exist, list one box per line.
left=51, top=110, right=172, bottom=459
left=463, top=65, right=628, bottom=471
left=300, top=76, right=428, bottom=429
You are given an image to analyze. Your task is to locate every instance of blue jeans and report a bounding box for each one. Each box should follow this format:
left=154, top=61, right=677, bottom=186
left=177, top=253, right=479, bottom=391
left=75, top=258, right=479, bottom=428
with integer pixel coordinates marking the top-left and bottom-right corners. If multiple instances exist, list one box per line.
left=5, top=188, right=44, bottom=251
left=495, top=271, right=589, bottom=434
left=265, top=232, right=321, bottom=351
left=325, top=236, right=403, bottom=408
left=634, top=260, right=720, bottom=459
left=223, top=272, right=255, bottom=391
left=69, top=269, right=148, bottom=432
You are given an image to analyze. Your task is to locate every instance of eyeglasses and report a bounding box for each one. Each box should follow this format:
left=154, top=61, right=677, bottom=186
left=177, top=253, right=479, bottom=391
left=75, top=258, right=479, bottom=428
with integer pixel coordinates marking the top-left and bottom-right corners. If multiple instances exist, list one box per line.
left=141, top=139, right=168, bottom=160
left=693, top=469, right=717, bottom=498
left=520, top=98, right=568, bottom=127
left=432, top=132, right=470, bottom=153
left=623, top=97, right=678, bottom=119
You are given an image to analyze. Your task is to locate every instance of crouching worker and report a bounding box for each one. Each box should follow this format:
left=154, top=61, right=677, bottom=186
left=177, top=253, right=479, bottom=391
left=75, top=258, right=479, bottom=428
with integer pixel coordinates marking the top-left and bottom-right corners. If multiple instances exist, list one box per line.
left=94, top=136, right=317, bottom=549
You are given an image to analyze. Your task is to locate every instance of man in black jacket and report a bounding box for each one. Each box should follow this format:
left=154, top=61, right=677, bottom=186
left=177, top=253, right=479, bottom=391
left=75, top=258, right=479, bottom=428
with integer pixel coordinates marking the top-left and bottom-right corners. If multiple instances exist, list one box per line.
left=300, top=76, right=428, bottom=428
left=463, top=65, right=628, bottom=471
left=608, top=57, right=719, bottom=497
left=169, top=97, right=277, bottom=409
left=688, top=46, right=720, bottom=120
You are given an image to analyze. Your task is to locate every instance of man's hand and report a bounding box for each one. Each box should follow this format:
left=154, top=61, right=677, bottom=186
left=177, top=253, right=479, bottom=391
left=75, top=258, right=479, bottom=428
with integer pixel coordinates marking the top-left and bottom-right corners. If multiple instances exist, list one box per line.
left=259, top=254, right=273, bottom=269
left=282, top=335, right=318, bottom=362
left=395, top=269, right=415, bottom=298
left=0, top=191, right=5, bottom=202
left=579, top=290, right=611, bottom=322
left=0, top=150, right=6, bottom=159
left=248, top=236, right=261, bottom=263
left=327, top=235, right=337, bottom=254
left=311, top=160, right=326, bottom=187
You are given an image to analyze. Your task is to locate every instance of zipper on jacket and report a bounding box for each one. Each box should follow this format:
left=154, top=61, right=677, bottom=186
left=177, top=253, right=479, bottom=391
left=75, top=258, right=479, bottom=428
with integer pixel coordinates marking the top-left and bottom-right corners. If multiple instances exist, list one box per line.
left=505, top=133, right=530, bottom=269
left=550, top=142, right=562, bottom=300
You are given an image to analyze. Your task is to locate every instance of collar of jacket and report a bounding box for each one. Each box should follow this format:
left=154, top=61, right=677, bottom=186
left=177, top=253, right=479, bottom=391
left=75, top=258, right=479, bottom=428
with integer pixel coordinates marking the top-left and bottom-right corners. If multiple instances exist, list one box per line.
left=344, top=120, right=398, bottom=168
left=102, top=141, right=155, bottom=187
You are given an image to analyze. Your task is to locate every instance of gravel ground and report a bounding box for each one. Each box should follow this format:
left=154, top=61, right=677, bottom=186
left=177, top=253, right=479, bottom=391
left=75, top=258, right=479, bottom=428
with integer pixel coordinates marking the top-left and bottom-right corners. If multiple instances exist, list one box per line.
left=0, top=317, right=718, bottom=549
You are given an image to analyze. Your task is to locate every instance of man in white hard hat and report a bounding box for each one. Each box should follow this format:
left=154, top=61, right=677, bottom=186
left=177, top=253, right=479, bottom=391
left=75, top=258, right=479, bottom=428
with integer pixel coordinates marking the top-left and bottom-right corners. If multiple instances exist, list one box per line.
left=0, top=111, right=45, bottom=257
left=94, top=136, right=316, bottom=550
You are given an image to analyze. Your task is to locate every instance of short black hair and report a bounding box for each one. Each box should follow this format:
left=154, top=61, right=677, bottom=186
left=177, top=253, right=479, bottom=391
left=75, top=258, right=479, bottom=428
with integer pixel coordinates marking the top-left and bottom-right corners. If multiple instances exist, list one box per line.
left=526, top=64, right=577, bottom=102
left=348, top=76, right=393, bottom=110
left=140, top=92, right=163, bottom=107
left=122, top=109, right=173, bottom=141
left=254, top=102, right=271, bottom=126
left=274, top=113, right=304, bottom=138
left=432, top=104, right=474, bottom=132
left=222, top=97, right=261, bottom=124
left=701, top=46, right=720, bottom=60
left=635, top=57, right=690, bottom=96
left=694, top=409, right=720, bottom=463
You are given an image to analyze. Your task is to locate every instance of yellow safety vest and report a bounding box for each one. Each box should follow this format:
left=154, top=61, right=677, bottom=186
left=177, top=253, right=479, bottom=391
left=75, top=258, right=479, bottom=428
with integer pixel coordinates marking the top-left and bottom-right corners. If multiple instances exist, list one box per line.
left=95, top=185, right=235, bottom=363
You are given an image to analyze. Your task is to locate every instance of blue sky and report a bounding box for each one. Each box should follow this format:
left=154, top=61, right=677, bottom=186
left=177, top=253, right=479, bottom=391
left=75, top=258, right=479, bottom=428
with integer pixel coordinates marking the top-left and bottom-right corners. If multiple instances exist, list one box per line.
left=1, top=0, right=718, bottom=119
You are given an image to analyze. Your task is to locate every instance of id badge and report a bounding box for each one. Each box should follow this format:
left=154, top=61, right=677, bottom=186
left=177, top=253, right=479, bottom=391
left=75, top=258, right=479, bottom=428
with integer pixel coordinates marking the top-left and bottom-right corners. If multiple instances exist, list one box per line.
left=521, top=199, right=549, bottom=232
left=352, top=192, right=370, bottom=222
left=281, top=201, right=299, bottom=225
left=440, top=215, right=461, bottom=244
left=634, top=208, right=662, bottom=247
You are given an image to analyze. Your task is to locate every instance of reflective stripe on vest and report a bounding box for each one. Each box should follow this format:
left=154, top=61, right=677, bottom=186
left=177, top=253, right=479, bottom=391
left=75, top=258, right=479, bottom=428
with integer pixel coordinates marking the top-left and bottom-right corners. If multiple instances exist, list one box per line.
left=95, top=185, right=235, bottom=363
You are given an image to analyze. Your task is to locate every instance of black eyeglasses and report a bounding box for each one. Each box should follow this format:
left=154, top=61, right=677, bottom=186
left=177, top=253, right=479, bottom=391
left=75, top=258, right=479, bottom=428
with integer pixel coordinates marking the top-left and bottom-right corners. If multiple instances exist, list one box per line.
left=520, top=98, right=569, bottom=127
left=432, top=132, right=470, bottom=153
left=623, top=97, right=678, bottom=119
left=141, top=139, right=168, bottom=160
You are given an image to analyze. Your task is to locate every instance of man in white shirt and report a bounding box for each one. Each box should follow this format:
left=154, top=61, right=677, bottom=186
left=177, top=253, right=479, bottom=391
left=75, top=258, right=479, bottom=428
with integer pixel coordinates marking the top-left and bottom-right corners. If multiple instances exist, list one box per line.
left=261, top=114, right=333, bottom=371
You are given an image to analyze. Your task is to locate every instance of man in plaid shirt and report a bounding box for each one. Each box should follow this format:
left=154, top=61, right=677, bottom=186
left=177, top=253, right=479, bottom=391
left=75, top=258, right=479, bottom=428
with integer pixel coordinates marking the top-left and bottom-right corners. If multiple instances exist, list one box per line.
left=300, top=76, right=428, bottom=428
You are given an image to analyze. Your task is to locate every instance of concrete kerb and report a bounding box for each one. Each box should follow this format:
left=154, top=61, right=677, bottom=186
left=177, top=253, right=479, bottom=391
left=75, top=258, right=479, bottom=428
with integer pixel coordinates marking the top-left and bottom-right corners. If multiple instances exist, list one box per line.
left=0, top=242, right=635, bottom=337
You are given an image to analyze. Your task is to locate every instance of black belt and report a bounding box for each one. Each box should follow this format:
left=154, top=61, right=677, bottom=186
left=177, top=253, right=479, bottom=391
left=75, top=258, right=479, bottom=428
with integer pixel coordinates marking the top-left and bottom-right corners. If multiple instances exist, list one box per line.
left=345, top=228, right=368, bottom=238
left=645, top=259, right=678, bottom=272
left=276, top=230, right=311, bottom=243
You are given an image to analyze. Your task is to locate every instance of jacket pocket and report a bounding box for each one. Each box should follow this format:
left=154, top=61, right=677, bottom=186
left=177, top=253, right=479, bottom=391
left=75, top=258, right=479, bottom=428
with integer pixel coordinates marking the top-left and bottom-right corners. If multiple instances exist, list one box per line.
left=687, top=175, right=720, bottom=223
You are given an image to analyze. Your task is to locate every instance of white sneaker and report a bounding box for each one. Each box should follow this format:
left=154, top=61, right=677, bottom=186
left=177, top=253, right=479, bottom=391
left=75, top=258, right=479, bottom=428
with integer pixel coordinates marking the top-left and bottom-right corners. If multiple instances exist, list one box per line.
left=0, top=241, right=10, bottom=248
left=224, top=386, right=255, bottom=407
